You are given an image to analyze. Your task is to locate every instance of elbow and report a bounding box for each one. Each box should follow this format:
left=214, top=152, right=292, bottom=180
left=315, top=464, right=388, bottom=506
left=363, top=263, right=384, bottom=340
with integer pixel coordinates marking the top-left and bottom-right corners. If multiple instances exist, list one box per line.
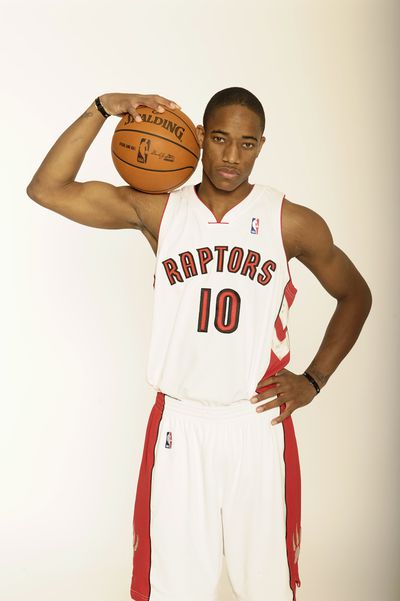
left=364, top=282, right=373, bottom=315
left=358, top=283, right=373, bottom=328
left=26, top=180, right=39, bottom=200
left=339, top=278, right=373, bottom=319
left=26, top=188, right=34, bottom=202
left=26, top=181, right=47, bottom=205
left=358, top=275, right=373, bottom=314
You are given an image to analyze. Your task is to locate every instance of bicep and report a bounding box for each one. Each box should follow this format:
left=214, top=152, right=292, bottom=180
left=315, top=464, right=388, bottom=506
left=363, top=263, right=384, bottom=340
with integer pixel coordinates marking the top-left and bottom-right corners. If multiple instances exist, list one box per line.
left=28, top=180, right=142, bottom=230
left=295, top=209, right=366, bottom=300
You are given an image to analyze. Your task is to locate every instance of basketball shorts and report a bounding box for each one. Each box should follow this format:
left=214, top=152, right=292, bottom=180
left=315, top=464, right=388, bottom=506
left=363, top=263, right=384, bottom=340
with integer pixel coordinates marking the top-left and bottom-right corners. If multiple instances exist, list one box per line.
left=130, top=392, right=301, bottom=601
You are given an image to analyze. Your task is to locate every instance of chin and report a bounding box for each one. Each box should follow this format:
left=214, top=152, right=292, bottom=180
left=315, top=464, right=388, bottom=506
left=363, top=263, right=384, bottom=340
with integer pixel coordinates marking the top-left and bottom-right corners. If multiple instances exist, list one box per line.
left=212, top=174, right=245, bottom=192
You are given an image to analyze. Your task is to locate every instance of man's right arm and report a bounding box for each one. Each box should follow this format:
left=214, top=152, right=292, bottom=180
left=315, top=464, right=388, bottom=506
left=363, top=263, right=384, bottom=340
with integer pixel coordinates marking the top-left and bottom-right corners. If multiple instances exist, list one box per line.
left=26, top=93, right=180, bottom=230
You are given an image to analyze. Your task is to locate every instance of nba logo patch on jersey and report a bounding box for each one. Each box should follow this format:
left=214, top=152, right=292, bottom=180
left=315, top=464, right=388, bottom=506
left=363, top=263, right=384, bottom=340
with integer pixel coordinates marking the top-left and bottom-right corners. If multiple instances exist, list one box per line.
left=250, top=217, right=260, bottom=234
left=165, top=431, right=173, bottom=448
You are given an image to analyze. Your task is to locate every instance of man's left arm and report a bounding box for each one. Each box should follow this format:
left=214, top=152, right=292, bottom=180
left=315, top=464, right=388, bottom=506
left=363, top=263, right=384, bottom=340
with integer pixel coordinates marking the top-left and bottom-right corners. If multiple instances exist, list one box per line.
left=252, top=199, right=373, bottom=424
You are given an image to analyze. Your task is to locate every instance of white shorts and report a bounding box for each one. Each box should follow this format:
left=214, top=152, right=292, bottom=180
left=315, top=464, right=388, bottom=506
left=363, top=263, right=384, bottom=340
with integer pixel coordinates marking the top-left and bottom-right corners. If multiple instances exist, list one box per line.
left=130, top=392, right=301, bottom=601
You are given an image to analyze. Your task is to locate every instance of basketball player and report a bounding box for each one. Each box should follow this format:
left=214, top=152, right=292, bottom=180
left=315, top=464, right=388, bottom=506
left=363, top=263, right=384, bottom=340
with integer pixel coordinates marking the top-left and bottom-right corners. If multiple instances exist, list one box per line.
left=27, top=88, right=372, bottom=601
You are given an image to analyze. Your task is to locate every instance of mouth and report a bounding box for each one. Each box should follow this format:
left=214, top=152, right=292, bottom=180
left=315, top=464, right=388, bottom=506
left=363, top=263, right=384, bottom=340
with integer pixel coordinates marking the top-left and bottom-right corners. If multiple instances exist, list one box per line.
left=217, top=167, right=240, bottom=179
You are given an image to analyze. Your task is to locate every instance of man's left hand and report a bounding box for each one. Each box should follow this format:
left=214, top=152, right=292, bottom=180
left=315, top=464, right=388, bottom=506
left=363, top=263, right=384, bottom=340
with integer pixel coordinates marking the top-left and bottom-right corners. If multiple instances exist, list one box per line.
left=250, top=368, right=317, bottom=425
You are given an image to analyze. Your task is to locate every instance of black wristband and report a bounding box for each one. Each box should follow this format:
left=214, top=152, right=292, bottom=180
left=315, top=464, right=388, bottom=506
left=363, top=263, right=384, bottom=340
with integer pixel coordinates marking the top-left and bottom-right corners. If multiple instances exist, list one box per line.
left=303, top=371, right=321, bottom=394
left=95, top=96, right=111, bottom=119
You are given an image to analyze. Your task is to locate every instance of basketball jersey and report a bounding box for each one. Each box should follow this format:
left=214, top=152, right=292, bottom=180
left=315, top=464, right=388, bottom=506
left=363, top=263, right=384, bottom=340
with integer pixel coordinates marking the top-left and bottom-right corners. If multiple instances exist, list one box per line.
left=146, top=183, right=297, bottom=406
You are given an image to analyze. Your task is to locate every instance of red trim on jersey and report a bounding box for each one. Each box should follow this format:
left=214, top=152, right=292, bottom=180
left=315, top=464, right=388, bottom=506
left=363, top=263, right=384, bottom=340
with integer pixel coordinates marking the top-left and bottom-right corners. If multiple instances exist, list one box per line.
left=281, top=411, right=302, bottom=599
left=156, top=194, right=171, bottom=240
left=275, top=317, right=286, bottom=342
left=280, top=194, right=297, bottom=290
left=285, top=278, right=297, bottom=304
left=257, top=351, right=291, bottom=394
left=194, top=183, right=255, bottom=224
left=194, top=184, right=223, bottom=222
left=256, top=280, right=297, bottom=390
left=130, top=392, right=165, bottom=601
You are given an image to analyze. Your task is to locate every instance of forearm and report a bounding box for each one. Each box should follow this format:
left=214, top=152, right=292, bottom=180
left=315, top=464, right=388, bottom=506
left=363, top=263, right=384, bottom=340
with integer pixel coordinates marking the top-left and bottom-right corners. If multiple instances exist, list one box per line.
left=305, top=283, right=372, bottom=388
left=27, top=98, right=106, bottom=191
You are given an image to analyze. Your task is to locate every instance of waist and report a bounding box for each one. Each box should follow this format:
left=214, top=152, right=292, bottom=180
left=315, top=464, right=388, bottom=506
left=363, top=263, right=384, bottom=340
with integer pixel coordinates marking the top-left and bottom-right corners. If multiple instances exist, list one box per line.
left=156, top=392, right=256, bottom=419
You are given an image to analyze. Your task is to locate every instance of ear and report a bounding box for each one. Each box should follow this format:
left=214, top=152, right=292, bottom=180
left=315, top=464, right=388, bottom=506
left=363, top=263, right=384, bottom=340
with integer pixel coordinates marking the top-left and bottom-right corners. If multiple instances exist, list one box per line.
left=196, top=125, right=205, bottom=148
left=256, top=135, right=266, bottom=157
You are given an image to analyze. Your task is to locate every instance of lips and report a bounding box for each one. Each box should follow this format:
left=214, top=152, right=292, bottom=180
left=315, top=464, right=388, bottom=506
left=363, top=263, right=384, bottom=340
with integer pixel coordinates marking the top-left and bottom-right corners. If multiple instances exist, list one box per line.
left=217, top=167, right=240, bottom=179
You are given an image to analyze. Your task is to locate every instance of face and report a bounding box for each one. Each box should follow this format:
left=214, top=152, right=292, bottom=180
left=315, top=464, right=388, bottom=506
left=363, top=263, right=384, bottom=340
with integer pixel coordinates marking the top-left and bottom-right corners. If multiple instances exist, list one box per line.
left=196, top=104, right=266, bottom=191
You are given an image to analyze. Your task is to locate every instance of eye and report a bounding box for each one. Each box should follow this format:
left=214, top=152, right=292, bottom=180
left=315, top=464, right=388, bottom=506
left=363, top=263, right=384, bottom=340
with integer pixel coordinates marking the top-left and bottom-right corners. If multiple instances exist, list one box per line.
left=243, top=142, right=255, bottom=149
left=212, top=136, right=225, bottom=143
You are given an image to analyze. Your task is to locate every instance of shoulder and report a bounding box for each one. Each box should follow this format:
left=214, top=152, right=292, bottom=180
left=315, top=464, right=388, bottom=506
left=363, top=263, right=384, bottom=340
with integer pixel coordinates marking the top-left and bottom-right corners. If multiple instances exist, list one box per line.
left=125, top=184, right=192, bottom=239
left=123, top=187, right=169, bottom=237
left=282, top=196, right=334, bottom=261
left=125, top=187, right=169, bottom=218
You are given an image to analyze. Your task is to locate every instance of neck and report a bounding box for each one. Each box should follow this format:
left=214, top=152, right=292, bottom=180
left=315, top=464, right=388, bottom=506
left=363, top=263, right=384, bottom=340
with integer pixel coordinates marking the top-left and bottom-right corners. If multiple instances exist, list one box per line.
left=197, top=172, right=253, bottom=217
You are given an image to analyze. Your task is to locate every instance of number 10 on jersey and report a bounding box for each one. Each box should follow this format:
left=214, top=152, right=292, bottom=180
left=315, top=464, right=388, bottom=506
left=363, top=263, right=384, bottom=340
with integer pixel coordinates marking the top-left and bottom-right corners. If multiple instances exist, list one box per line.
left=197, top=287, right=241, bottom=334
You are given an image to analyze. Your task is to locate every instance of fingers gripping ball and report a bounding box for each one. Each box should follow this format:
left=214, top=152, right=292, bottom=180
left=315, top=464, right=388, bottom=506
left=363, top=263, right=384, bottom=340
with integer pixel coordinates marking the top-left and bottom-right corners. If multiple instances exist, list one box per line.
left=111, top=106, right=200, bottom=193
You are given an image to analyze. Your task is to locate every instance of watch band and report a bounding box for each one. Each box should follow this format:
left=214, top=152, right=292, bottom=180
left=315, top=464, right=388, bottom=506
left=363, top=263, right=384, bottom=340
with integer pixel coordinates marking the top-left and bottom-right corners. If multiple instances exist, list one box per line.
left=303, top=371, right=321, bottom=394
left=95, top=96, right=111, bottom=119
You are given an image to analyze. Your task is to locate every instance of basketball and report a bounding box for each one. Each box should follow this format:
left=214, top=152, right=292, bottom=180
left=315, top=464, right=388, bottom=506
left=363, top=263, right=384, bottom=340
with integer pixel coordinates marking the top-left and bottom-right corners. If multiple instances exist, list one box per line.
left=111, top=106, right=201, bottom=193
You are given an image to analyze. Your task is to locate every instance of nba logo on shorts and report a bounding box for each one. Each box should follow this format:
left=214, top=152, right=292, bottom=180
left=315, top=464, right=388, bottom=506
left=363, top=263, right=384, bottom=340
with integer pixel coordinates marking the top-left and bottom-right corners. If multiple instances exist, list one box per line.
left=165, top=431, right=173, bottom=448
left=251, top=217, right=260, bottom=234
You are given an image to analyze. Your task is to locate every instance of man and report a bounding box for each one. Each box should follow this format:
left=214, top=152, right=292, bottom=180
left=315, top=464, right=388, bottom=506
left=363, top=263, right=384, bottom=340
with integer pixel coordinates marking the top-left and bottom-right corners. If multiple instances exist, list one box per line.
left=27, top=88, right=372, bottom=601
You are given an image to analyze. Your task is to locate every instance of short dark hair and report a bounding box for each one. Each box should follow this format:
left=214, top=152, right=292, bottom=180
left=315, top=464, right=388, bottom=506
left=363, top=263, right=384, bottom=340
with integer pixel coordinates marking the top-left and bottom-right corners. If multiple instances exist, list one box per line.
left=203, top=87, right=265, bottom=133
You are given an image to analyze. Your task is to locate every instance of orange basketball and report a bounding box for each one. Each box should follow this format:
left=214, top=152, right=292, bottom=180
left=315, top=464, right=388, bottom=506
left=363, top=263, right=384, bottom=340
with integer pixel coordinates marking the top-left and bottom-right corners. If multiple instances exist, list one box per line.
left=111, top=106, right=200, bottom=193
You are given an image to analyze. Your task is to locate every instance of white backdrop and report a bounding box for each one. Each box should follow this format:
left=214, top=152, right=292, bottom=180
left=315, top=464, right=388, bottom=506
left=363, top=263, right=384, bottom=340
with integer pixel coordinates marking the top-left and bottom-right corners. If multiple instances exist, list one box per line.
left=1, top=1, right=399, bottom=600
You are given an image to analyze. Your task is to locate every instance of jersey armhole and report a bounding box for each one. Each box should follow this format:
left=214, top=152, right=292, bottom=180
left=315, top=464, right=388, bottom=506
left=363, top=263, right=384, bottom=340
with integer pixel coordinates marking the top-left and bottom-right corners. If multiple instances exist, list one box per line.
left=280, top=193, right=297, bottom=293
left=156, top=192, right=171, bottom=243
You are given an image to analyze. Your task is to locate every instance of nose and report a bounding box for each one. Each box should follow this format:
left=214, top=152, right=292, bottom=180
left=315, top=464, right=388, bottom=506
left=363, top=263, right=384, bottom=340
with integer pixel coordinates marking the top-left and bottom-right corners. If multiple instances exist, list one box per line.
left=222, top=141, right=240, bottom=164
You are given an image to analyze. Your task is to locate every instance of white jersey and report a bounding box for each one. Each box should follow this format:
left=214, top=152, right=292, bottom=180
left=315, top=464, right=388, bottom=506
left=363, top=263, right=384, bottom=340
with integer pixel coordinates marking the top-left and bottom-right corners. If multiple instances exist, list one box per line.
left=146, top=183, right=297, bottom=406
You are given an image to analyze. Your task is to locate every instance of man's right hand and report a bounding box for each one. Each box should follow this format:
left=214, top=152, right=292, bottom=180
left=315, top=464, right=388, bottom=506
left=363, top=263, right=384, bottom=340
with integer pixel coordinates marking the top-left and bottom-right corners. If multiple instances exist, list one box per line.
left=99, top=93, right=181, bottom=121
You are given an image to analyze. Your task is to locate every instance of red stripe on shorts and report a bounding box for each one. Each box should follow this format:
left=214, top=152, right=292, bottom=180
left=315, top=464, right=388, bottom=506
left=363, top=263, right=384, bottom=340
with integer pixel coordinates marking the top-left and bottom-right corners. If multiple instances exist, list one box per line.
left=130, top=392, right=165, bottom=601
left=281, top=407, right=302, bottom=600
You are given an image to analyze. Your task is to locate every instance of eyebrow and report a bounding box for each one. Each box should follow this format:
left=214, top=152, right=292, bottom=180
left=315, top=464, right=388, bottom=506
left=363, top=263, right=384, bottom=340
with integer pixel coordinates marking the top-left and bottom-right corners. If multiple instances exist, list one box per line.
left=210, top=129, right=259, bottom=142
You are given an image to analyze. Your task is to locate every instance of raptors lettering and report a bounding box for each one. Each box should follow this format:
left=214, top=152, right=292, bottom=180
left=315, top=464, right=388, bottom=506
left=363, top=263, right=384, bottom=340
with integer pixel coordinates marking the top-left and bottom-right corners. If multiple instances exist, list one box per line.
left=162, top=245, right=277, bottom=286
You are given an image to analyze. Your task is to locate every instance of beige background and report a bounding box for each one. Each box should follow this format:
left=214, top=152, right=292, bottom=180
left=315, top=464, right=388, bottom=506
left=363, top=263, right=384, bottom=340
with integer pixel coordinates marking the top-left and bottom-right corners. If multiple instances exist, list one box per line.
left=1, top=0, right=399, bottom=599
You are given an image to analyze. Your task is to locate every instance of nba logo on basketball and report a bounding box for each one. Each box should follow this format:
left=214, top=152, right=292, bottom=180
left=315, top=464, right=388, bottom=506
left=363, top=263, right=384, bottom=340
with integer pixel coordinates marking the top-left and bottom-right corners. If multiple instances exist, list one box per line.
left=165, top=432, right=173, bottom=448
left=251, top=217, right=260, bottom=234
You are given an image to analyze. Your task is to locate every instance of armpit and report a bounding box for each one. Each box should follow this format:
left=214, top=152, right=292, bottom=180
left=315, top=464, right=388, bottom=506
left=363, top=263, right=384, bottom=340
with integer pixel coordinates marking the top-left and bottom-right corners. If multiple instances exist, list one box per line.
left=141, top=226, right=158, bottom=255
